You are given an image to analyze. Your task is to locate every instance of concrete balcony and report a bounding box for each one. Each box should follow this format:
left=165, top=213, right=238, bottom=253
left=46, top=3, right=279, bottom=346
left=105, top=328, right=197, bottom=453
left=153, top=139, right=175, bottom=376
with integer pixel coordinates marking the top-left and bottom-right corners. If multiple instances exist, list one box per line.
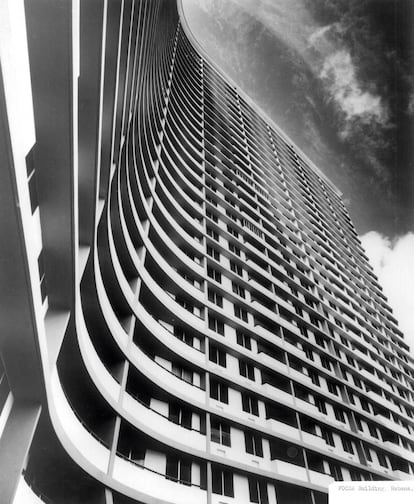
left=255, top=324, right=280, bottom=342
left=262, top=384, right=294, bottom=406
left=359, top=368, right=376, bottom=382
left=289, top=368, right=312, bottom=386
left=374, top=414, right=409, bottom=437
left=383, top=441, right=414, bottom=463
left=248, top=277, right=273, bottom=297
left=268, top=419, right=301, bottom=440
left=129, top=344, right=206, bottom=406
left=302, top=431, right=328, bottom=451
left=367, top=390, right=401, bottom=415
left=271, top=459, right=307, bottom=481
left=258, top=353, right=288, bottom=375
left=308, top=469, right=335, bottom=487
left=211, top=443, right=272, bottom=472
left=122, top=393, right=206, bottom=451
left=211, top=494, right=237, bottom=504
left=335, top=450, right=358, bottom=464
left=283, top=340, right=305, bottom=359
left=113, top=455, right=207, bottom=504
left=295, top=398, right=319, bottom=415
left=392, top=469, right=414, bottom=481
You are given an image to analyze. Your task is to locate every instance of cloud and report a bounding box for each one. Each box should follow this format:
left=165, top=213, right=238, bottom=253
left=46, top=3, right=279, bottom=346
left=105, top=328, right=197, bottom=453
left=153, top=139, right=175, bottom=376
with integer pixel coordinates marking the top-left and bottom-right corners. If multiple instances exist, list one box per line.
left=360, top=231, right=414, bottom=352
left=320, top=50, right=388, bottom=127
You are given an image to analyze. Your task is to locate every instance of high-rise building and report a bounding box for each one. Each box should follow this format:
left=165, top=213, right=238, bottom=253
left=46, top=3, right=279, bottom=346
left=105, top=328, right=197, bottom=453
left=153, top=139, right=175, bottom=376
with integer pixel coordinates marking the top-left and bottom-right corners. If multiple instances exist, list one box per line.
left=1, top=0, right=414, bottom=503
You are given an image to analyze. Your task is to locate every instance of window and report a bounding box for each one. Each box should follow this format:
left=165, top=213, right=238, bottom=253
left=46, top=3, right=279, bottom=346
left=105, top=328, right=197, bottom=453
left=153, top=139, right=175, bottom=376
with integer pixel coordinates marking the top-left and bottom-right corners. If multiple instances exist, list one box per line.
left=309, top=370, right=320, bottom=386
left=211, top=418, right=231, bottom=446
left=245, top=431, right=263, bottom=457
left=208, top=288, right=223, bottom=307
left=226, top=210, right=238, bottom=222
left=234, top=305, right=249, bottom=322
left=172, top=364, right=193, bottom=384
left=239, top=360, right=255, bottom=380
left=208, top=315, right=225, bottom=335
left=329, top=462, right=343, bottom=481
left=354, top=415, right=363, bottom=431
left=207, top=266, right=221, bottom=283
left=315, top=334, right=326, bottom=348
left=304, top=346, right=314, bottom=361
left=210, top=379, right=228, bottom=403
left=334, top=406, right=346, bottom=423
left=321, top=427, right=335, bottom=447
left=315, top=397, right=327, bottom=415
left=310, top=315, right=321, bottom=328
left=342, top=436, right=354, bottom=454
left=169, top=403, right=192, bottom=429
left=210, top=344, right=226, bottom=367
left=349, top=469, right=362, bottom=481
left=368, top=423, right=378, bottom=439
left=206, top=195, right=217, bottom=206
left=207, top=245, right=220, bottom=261
left=321, top=356, right=332, bottom=371
left=364, top=445, right=372, bottom=462
left=227, top=225, right=239, bottom=238
left=232, top=281, right=245, bottom=298
left=207, top=227, right=219, bottom=241
left=327, top=381, right=338, bottom=396
left=212, top=467, right=234, bottom=497
left=173, top=327, right=194, bottom=346
left=353, top=376, right=362, bottom=389
left=229, top=242, right=241, bottom=256
left=249, top=478, right=269, bottom=504
left=377, top=451, right=388, bottom=468
left=206, top=209, right=218, bottom=222
left=237, top=331, right=252, bottom=350
left=166, top=456, right=191, bottom=485
left=242, top=393, right=259, bottom=416
left=294, top=304, right=303, bottom=317
left=176, top=296, right=194, bottom=313
left=360, top=398, right=370, bottom=412
left=230, top=260, right=243, bottom=276
left=206, top=181, right=216, bottom=193
left=347, top=355, right=356, bottom=367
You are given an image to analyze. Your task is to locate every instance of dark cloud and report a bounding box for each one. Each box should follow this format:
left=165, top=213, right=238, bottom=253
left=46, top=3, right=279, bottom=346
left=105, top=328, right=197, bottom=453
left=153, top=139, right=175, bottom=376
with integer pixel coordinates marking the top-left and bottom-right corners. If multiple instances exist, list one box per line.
left=182, top=0, right=414, bottom=237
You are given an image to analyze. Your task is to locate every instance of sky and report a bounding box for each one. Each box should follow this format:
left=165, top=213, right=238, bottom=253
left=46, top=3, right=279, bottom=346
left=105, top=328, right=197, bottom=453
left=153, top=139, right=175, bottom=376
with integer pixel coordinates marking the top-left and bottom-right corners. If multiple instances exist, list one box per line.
left=182, top=0, right=414, bottom=350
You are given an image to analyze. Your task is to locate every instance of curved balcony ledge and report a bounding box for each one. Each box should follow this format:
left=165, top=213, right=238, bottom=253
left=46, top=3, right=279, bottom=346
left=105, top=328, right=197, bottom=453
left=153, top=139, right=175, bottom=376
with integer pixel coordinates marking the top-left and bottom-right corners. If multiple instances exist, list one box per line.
left=261, top=384, right=294, bottom=407
left=383, top=441, right=414, bottom=463
left=392, top=469, right=414, bottom=481
left=77, top=304, right=208, bottom=461
left=121, top=170, right=206, bottom=283
left=129, top=342, right=206, bottom=406
left=94, top=248, right=206, bottom=371
left=94, top=243, right=129, bottom=335
left=112, top=455, right=207, bottom=504
left=49, top=369, right=110, bottom=474
left=268, top=419, right=300, bottom=441
left=122, top=393, right=206, bottom=451
left=77, top=309, right=122, bottom=403
left=308, top=469, right=334, bottom=488
left=271, top=459, right=307, bottom=482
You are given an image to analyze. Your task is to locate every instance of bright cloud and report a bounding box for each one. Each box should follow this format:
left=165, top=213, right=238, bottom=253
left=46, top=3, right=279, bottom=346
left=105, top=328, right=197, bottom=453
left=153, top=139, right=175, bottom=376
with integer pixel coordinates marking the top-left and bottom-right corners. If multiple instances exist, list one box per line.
left=360, top=231, right=414, bottom=352
left=320, top=50, right=387, bottom=124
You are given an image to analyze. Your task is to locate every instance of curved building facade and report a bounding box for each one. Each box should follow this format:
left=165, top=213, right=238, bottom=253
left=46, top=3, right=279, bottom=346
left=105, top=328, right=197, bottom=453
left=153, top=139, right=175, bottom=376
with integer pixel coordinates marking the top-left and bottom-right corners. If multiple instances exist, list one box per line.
left=1, top=0, right=414, bottom=503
